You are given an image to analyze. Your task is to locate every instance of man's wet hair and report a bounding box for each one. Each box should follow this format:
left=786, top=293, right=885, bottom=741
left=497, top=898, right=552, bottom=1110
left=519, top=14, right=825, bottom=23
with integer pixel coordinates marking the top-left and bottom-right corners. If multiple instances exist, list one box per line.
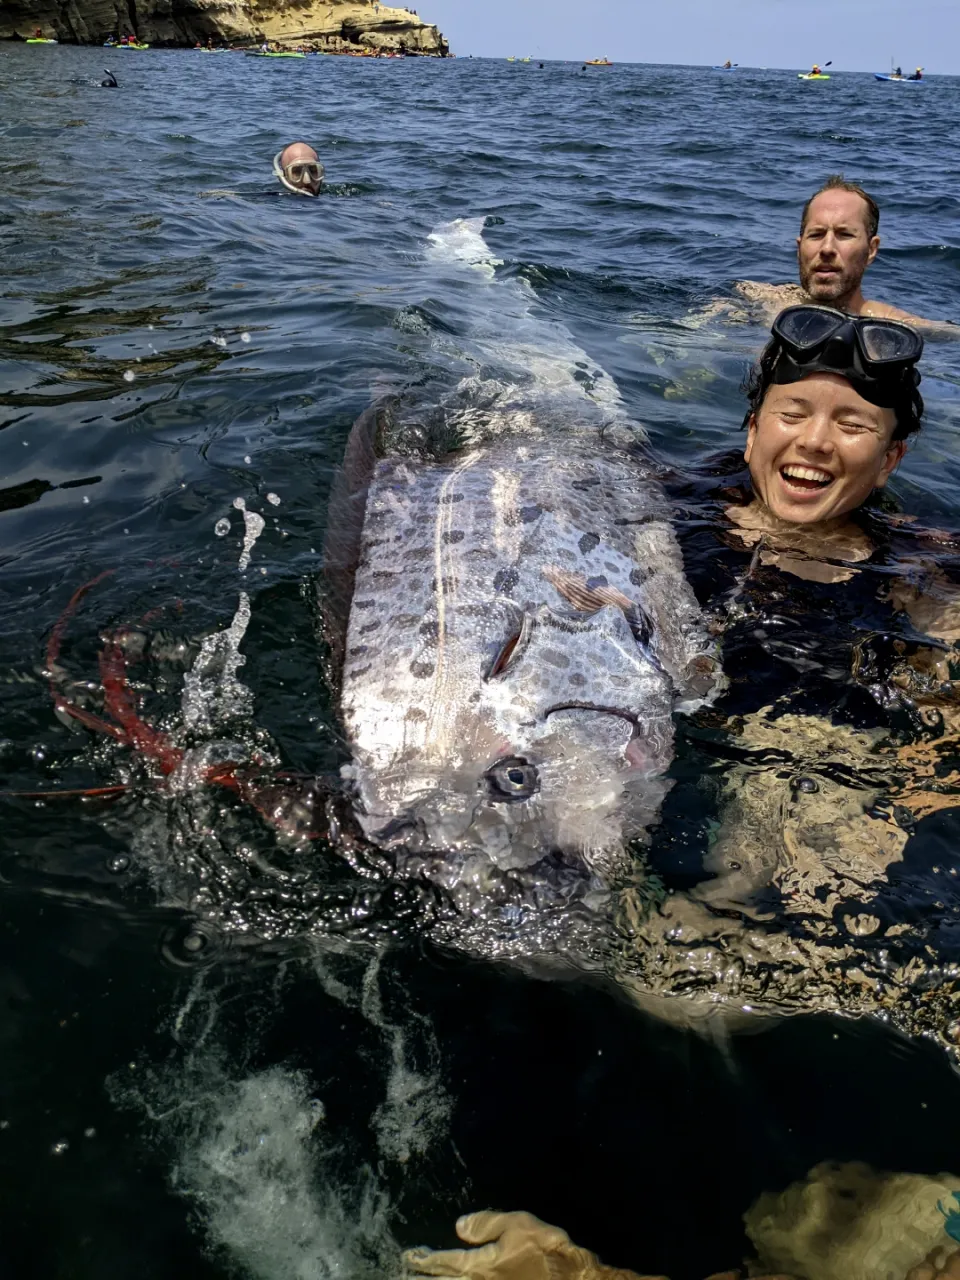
left=800, top=174, right=880, bottom=240
left=742, top=338, right=924, bottom=441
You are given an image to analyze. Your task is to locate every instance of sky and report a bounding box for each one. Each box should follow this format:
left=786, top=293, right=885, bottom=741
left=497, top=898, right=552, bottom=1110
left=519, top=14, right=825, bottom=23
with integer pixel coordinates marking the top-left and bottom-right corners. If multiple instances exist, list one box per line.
left=423, top=0, right=956, bottom=74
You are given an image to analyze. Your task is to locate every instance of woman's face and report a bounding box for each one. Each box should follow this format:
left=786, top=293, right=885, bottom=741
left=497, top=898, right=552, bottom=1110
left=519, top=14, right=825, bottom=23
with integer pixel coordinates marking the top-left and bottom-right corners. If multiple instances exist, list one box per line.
left=745, top=373, right=905, bottom=525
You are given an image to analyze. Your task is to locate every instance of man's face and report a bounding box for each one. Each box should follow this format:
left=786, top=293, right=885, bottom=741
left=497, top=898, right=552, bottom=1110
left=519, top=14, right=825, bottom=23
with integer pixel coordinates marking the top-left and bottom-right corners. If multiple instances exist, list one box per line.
left=797, top=191, right=879, bottom=305
left=279, top=144, right=322, bottom=196
left=744, top=373, right=903, bottom=525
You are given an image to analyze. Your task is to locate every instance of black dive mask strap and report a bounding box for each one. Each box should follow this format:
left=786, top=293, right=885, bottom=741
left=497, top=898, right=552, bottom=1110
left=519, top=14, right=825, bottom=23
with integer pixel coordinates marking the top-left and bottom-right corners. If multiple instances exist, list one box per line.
left=770, top=347, right=918, bottom=409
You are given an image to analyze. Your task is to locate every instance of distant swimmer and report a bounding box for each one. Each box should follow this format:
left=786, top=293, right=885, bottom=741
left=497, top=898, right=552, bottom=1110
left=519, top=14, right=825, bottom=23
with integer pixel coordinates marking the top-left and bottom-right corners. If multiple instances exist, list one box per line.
left=728, top=174, right=946, bottom=329
left=100, top=68, right=118, bottom=87
left=273, top=141, right=324, bottom=197
left=910, top=65, right=924, bottom=80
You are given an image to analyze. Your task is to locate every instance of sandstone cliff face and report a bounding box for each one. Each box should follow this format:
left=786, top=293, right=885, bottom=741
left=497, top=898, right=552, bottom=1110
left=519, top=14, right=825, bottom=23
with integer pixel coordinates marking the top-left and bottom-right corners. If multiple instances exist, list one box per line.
left=0, top=0, right=450, bottom=54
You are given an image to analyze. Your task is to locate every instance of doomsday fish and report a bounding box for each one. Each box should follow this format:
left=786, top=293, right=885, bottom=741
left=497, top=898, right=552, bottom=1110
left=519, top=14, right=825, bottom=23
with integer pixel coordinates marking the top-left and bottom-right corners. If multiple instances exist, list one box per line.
left=325, top=220, right=721, bottom=891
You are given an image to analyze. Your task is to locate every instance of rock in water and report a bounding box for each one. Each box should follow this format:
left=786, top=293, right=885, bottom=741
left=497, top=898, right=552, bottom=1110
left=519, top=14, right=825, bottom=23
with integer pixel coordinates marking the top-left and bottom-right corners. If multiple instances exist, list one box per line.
left=325, top=219, right=720, bottom=897
left=1, top=0, right=450, bottom=54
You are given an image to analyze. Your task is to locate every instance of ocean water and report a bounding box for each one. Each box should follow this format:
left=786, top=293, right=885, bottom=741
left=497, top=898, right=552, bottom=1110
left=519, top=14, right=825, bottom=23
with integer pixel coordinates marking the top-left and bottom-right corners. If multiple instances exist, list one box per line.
left=4, top=46, right=960, bottom=1277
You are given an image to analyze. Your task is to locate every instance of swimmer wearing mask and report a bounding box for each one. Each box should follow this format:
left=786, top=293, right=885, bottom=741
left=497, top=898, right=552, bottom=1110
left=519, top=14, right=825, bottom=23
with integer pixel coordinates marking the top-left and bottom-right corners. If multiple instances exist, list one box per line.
left=273, top=141, right=324, bottom=196
left=404, top=311, right=960, bottom=1280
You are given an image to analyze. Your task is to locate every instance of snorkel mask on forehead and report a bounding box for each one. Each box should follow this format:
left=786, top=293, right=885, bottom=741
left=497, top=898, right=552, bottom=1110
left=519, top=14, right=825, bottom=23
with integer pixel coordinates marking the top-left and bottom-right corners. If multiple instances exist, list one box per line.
left=770, top=304, right=923, bottom=408
left=272, top=150, right=324, bottom=196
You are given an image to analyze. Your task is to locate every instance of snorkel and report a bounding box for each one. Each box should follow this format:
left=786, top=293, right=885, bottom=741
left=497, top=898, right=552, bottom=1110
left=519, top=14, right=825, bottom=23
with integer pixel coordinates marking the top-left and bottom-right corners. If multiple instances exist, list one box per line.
left=272, top=149, right=324, bottom=197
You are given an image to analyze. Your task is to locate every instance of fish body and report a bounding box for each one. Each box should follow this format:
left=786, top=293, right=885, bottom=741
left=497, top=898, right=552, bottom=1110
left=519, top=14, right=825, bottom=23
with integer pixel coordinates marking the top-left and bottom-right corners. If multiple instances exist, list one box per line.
left=332, top=221, right=719, bottom=886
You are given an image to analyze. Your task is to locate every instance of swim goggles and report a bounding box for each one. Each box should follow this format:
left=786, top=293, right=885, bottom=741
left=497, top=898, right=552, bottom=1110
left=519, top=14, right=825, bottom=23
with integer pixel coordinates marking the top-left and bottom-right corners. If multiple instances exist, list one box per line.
left=770, top=305, right=922, bottom=407
left=272, top=151, right=324, bottom=196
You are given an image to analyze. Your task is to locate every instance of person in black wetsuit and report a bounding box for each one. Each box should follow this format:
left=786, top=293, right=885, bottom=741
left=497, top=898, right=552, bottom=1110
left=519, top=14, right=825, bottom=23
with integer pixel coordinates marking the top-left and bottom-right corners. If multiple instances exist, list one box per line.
left=404, top=310, right=960, bottom=1280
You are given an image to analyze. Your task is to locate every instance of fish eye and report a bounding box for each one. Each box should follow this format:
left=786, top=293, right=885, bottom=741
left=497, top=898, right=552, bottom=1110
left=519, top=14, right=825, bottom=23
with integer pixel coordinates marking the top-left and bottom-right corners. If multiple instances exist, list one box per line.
left=484, top=756, right=540, bottom=802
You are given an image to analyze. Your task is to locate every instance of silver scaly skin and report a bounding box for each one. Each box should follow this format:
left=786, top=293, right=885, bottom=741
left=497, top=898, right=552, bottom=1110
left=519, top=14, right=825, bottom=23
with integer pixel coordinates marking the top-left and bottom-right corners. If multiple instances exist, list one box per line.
left=337, top=337, right=719, bottom=889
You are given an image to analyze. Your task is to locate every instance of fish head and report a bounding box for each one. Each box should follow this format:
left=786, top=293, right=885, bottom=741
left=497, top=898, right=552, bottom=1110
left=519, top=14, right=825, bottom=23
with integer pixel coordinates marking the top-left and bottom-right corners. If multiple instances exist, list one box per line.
left=345, top=596, right=676, bottom=876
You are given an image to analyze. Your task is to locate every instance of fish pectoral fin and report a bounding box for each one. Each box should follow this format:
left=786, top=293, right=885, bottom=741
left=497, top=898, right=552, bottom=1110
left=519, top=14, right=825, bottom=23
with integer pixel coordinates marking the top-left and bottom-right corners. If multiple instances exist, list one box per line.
left=543, top=565, right=633, bottom=614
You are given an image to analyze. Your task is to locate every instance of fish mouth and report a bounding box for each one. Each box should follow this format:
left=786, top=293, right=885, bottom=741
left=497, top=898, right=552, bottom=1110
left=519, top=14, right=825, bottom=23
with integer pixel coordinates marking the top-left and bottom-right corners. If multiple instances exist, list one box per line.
left=544, top=700, right=641, bottom=728
left=544, top=701, right=665, bottom=772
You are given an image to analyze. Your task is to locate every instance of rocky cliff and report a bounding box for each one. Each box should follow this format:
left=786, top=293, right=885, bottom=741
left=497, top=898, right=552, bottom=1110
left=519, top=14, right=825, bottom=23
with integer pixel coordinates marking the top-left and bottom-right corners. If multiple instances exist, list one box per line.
left=0, top=0, right=450, bottom=54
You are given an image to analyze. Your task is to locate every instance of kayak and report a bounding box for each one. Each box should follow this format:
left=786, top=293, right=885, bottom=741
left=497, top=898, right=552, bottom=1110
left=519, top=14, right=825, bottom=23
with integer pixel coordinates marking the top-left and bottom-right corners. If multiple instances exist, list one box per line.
left=585, top=59, right=612, bottom=66
left=874, top=73, right=922, bottom=82
left=114, top=42, right=150, bottom=49
left=712, top=65, right=737, bottom=71
left=245, top=51, right=306, bottom=58
left=26, top=37, right=58, bottom=43
left=799, top=73, right=830, bottom=80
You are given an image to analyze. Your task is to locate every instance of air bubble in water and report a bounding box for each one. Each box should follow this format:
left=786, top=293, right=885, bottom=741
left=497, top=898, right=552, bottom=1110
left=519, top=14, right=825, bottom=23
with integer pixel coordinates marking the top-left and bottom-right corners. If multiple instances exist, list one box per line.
left=107, top=853, right=130, bottom=874
left=214, top=518, right=231, bottom=537
left=266, top=492, right=280, bottom=506
left=241, top=332, right=251, bottom=343
left=123, top=370, right=136, bottom=382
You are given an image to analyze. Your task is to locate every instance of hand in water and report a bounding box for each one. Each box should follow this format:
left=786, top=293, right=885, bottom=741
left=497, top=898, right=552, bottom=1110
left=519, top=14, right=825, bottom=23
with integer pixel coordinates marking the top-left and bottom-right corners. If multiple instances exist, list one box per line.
left=908, top=1249, right=960, bottom=1279
left=403, top=1210, right=658, bottom=1280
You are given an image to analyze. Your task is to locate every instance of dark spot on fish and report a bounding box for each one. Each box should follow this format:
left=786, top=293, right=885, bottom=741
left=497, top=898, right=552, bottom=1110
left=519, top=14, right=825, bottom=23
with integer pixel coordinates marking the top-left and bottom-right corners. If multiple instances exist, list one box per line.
left=419, top=620, right=439, bottom=639
left=348, top=645, right=369, bottom=658
left=494, top=568, right=519, bottom=593
left=586, top=575, right=609, bottom=590
left=569, top=672, right=587, bottom=687
left=370, top=570, right=396, bottom=582
left=630, top=568, right=649, bottom=587
left=405, top=707, right=427, bottom=721
left=397, top=614, right=421, bottom=627
left=352, top=664, right=372, bottom=678
left=404, top=546, right=432, bottom=561
left=540, top=648, right=570, bottom=668
left=579, top=533, right=600, bottom=555
left=410, top=661, right=435, bottom=678
left=354, top=600, right=375, bottom=610
left=440, top=492, right=465, bottom=504
left=571, top=478, right=601, bottom=490
left=520, top=504, right=542, bottom=524
left=359, top=621, right=381, bottom=635
left=442, top=530, right=465, bottom=545
left=469, top=691, right=481, bottom=703
left=430, top=576, right=457, bottom=592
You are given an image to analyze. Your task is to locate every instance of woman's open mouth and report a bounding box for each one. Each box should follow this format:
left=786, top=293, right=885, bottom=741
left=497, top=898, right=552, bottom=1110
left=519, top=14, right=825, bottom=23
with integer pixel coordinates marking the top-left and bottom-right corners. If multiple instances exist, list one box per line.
left=779, top=464, right=834, bottom=496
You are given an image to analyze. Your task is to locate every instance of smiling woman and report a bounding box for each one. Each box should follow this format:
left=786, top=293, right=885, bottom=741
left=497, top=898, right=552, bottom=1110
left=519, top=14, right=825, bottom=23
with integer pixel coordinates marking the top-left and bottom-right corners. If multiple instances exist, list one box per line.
left=739, top=304, right=924, bottom=533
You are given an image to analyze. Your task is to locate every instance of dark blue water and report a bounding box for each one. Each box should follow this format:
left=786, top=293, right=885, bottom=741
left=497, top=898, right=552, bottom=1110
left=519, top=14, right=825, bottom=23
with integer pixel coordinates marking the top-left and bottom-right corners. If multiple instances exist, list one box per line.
left=4, top=47, right=960, bottom=1277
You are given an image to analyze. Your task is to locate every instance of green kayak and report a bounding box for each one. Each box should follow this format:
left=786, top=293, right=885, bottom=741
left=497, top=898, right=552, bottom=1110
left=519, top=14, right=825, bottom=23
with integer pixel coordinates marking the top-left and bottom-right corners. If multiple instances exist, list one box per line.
left=245, top=50, right=306, bottom=58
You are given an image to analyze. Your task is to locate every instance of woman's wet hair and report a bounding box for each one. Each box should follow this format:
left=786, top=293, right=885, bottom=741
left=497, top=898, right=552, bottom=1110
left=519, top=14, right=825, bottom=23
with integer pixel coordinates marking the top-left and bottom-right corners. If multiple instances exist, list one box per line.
left=742, top=337, right=924, bottom=441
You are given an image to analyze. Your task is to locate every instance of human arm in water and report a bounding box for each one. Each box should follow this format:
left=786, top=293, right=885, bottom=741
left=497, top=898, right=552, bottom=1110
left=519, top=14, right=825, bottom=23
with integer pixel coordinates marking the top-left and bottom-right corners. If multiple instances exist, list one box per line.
left=402, top=1210, right=792, bottom=1280
left=729, top=282, right=952, bottom=331
left=404, top=1209, right=960, bottom=1280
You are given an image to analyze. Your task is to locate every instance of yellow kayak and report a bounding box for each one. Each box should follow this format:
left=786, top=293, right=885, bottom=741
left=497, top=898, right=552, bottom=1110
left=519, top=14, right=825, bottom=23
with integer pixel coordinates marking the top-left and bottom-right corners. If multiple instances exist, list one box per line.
left=585, top=58, right=612, bottom=65
left=116, top=42, right=150, bottom=49
left=26, top=37, right=58, bottom=43
left=799, top=72, right=830, bottom=79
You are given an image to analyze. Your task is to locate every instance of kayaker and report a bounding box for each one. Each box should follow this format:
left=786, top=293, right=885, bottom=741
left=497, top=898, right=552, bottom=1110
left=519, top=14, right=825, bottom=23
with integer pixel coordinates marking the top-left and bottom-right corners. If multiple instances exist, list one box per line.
left=272, top=141, right=324, bottom=197
left=732, top=175, right=942, bottom=328
left=895, top=64, right=903, bottom=76
left=810, top=62, right=822, bottom=74
left=910, top=66, right=924, bottom=80
left=723, top=58, right=732, bottom=68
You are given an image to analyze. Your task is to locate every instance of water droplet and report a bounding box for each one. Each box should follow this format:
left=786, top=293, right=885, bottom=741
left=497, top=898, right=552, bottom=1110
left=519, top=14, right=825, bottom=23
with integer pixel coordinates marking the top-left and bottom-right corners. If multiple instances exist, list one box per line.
left=123, top=370, right=135, bottom=382
left=241, top=331, right=251, bottom=343
left=214, top=518, right=231, bottom=537
left=82, top=496, right=89, bottom=504
left=796, top=776, right=818, bottom=794
left=244, top=455, right=252, bottom=465
left=107, top=853, right=130, bottom=874
left=51, top=1141, right=68, bottom=1156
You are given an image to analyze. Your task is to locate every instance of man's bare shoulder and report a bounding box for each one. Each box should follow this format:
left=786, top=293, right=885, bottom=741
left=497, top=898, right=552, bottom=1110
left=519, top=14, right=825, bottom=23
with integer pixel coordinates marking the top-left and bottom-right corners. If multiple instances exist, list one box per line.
left=859, top=298, right=953, bottom=331
left=732, top=281, right=805, bottom=325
